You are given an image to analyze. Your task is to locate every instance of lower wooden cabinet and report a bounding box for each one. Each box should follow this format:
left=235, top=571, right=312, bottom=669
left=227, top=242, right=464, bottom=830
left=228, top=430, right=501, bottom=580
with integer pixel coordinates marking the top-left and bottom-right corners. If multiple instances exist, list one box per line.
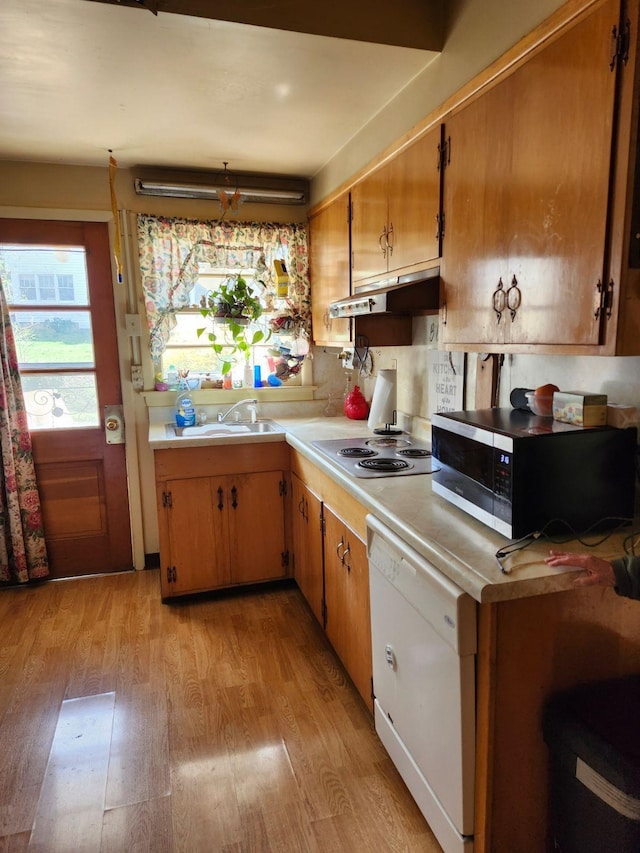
left=291, top=472, right=324, bottom=624
left=323, top=505, right=372, bottom=707
left=155, top=445, right=289, bottom=599
left=290, top=452, right=373, bottom=710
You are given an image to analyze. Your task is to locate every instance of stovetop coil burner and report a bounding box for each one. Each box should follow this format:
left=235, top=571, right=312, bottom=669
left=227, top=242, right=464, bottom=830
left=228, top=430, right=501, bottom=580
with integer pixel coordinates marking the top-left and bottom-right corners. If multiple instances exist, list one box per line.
left=358, top=458, right=412, bottom=472
left=366, top=437, right=411, bottom=449
left=338, top=447, right=377, bottom=459
left=397, top=448, right=432, bottom=459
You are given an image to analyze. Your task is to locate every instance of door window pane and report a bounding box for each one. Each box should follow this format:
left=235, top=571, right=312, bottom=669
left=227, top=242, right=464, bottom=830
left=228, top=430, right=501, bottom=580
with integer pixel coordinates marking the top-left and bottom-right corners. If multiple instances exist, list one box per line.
left=1, top=243, right=97, bottom=431
left=9, top=310, right=95, bottom=368
left=20, top=373, right=99, bottom=429
left=1, top=246, right=89, bottom=305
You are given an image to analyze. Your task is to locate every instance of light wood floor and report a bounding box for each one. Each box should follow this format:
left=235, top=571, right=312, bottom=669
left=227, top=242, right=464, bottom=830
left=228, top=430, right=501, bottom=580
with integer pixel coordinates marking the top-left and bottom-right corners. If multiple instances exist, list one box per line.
left=0, top=570, right=442, bottom=852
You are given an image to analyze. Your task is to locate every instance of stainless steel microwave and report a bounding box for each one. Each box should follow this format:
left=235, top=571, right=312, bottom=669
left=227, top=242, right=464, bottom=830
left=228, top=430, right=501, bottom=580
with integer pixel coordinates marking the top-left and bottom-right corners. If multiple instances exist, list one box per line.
left=431, top=409, right=637, bottom=539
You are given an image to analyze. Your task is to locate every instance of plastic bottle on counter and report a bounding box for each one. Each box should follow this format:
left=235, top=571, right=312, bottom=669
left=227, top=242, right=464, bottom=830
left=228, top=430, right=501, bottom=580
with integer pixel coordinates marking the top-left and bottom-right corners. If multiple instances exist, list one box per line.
left=167, top=364, right=179, bottom=390
left=175, top=389, right=196, bottom=427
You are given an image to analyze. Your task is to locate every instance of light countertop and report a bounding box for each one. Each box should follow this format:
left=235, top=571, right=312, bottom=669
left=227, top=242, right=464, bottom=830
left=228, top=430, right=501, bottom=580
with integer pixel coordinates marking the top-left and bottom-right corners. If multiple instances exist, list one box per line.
left=149, top=413, right=633, bottom=604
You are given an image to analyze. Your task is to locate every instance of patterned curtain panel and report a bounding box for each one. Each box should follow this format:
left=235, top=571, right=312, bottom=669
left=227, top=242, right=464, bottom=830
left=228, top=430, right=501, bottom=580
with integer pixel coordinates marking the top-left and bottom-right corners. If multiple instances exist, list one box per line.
left=137, top=215, right=311, bottom=363
left=0, top=278, right=49, bottom=584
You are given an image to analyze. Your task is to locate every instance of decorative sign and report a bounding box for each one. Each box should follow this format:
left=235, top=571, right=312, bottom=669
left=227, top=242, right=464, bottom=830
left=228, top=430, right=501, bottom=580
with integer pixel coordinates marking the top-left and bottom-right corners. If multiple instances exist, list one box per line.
left=428, top=348, right=466, bottom=416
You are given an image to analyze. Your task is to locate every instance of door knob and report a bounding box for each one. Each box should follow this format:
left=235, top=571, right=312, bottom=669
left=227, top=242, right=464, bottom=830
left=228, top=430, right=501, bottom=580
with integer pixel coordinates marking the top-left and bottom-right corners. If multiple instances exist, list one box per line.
left=103, top=405, right=124, bottom=444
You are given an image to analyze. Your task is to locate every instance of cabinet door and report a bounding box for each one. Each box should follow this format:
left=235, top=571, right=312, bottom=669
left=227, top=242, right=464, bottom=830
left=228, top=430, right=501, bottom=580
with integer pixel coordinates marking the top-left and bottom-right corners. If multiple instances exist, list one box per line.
left=339, top=524, right=371, bottom=707
left=161, top=477, right=230, bottom=597
left=226, top=470, right=287, bottom=585
left=441, top=0, right=619, bottom=350
left=351, top=165, right=390, bottom=282
left=309, top=194, right=351, bottom=347
left=291, top=473, right=324, bottom=624
left=323, top=506, right=372, bottom=707
left=440, top=77, right=515, bottom=347
left=506, top=0, right=618, bottom=347
left=388, top=127, right=442, bottom=272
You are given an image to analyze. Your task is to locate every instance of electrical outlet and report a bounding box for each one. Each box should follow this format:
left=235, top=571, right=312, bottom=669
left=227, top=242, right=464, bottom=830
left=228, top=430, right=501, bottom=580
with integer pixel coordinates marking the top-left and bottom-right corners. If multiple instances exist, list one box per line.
left=131, top=364, right=144, bottom=390
left=342, top=348, right=355, bottom=371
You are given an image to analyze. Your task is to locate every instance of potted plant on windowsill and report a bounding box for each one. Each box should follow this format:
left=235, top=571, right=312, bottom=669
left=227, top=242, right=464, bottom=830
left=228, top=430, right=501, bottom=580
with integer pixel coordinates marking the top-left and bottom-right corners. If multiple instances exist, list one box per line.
left=197, top=275, right=270, bottom=374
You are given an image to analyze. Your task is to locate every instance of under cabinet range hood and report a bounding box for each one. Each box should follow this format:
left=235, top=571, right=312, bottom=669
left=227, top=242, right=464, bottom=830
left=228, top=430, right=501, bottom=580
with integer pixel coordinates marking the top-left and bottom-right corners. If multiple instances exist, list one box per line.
left=329, top=267, right=440, bottom=319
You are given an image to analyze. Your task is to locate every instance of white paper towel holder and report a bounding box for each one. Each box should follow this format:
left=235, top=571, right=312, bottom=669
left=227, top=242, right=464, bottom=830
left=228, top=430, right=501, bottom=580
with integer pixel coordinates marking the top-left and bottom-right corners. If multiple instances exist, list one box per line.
left=368, top=369, right=402, bottom=435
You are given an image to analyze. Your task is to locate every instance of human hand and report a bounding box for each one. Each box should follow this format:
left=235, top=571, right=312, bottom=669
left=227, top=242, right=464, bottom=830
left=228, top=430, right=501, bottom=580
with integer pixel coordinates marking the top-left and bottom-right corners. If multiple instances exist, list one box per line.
left=545, top=550, right=616, bottom=588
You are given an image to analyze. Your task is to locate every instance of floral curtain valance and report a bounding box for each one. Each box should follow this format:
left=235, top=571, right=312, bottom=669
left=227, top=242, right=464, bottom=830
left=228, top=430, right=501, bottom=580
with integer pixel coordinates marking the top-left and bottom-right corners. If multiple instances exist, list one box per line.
left=137, top=214, right=311, bottom=363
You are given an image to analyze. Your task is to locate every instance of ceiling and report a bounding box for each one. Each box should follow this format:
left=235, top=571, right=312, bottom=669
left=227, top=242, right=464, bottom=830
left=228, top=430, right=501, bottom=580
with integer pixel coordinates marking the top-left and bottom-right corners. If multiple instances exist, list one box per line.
left=0, top=0, right=441, bottom=181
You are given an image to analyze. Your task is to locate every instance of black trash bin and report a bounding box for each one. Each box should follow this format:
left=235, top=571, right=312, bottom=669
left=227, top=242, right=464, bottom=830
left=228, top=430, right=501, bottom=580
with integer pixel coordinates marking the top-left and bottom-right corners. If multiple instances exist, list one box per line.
left=542, top=675, right=640, bottom=853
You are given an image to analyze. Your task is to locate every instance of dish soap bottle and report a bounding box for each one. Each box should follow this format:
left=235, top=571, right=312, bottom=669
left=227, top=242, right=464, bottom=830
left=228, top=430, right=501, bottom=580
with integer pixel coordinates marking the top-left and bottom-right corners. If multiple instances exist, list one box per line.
left=175, top=389, right=196, bottom=427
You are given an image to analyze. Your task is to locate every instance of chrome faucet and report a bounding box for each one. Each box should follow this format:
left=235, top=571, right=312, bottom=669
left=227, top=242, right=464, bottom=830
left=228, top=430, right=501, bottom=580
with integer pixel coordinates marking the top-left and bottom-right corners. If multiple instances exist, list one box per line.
left=217, top=397, right=258, bottom=423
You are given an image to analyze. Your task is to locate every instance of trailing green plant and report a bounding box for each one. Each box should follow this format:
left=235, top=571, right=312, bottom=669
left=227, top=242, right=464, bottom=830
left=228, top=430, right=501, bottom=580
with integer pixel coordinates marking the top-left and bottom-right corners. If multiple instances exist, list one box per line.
left=196, top=274, right=270, bottom=374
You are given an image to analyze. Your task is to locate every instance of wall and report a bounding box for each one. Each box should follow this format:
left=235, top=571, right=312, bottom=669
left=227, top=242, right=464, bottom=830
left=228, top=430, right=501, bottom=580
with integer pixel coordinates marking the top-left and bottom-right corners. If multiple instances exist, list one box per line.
left=310, top=0, right=569, bottom=202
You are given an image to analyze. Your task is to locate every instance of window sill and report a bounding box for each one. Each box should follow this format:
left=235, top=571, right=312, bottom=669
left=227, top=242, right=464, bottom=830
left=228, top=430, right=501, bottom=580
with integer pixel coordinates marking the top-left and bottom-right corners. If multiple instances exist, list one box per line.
left=141, top=386, right=316, bottom=407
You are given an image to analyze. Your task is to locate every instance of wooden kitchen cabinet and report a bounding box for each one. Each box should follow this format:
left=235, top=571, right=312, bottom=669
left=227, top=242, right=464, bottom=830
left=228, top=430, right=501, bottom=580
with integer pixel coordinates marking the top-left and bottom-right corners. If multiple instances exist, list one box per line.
left=309, top=192, right=351, bottom=347
left=440, top=0, right=621, bottom=351
left=290, top=472, right=324, bottom=625
left=351, top=126, right=442, bottom=283
left=155, top=444, right=289, bottom=599
left=323, top=504, right=372, bottom=708
left=290, top=450, right=373, bottom=710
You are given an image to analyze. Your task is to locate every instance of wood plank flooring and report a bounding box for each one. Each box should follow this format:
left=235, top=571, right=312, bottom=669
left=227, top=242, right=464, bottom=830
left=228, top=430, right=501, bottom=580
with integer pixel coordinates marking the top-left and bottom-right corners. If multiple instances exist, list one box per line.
left=0, top=570, right=442, bottom=852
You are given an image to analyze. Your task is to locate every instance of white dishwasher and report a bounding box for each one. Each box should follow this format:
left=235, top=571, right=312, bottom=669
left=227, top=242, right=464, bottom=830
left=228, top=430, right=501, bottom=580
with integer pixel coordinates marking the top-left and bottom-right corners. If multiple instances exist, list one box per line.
left=367, top=515, right=477, bottom=853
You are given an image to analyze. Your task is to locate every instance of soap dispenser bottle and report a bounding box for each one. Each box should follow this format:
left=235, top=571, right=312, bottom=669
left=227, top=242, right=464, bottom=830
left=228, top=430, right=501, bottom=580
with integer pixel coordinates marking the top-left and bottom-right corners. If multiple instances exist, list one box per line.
left=175, top=389, right=196, bottom=427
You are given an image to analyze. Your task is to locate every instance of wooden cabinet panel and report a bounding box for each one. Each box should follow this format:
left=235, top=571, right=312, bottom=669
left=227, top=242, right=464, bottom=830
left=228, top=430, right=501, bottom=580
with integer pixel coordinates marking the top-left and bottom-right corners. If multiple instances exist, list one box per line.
left=227, top=470, right=286, bottom=585
left=441, top=0, right=619, bottom=350
left=351, top=167, right=390, bottom=282
left=291, top=472, right=324, bottom=624
left=440, top=79, right=514, bottom=347
left=323, top=505, right=372, bottom=708
left=159, top=476, right=229, bottom=597
left=388, top=129, right=442, bottom=271
left=155, top=447, right=288, bottom=599
left=507, top=0, right=616, bottom=347
left=309, top=194, right=351, bottom=347
left=352, top=126, right=442, bottom=283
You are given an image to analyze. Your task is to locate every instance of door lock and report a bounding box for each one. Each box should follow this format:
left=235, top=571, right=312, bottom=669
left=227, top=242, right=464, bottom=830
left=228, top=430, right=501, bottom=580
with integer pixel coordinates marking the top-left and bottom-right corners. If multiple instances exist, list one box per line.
left=104, top=405, right=125, bottom=444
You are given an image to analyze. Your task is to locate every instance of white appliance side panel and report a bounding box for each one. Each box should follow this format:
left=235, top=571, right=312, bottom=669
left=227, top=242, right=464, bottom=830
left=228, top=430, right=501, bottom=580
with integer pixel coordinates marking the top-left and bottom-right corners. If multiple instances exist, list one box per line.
left=375, top=701, right=473, bottom=853
left=370, top=563, right=476, bottom=835
left=367, top=516, right=477, bottom=656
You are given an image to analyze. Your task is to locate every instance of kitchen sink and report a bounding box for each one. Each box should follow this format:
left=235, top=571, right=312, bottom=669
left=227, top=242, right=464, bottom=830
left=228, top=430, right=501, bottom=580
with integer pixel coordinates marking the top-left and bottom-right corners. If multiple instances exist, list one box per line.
left=168, top=419, right=282, bottom=438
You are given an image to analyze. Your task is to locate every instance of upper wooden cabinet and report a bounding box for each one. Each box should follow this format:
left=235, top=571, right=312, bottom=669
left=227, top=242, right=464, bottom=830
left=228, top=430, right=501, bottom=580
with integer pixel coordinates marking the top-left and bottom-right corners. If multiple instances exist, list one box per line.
left=351, top=126, right=442, bottom=283
left=440, top=0, right=640, bottom=354
left=309, top=193, right=351, bottom=347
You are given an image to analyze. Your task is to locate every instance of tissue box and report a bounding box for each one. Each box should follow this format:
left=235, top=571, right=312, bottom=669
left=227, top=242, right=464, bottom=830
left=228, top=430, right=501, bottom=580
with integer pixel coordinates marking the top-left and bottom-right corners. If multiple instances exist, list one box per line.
left=552, top=391, right=608, bottom=427
left=607, top=403, right=638, bottom=429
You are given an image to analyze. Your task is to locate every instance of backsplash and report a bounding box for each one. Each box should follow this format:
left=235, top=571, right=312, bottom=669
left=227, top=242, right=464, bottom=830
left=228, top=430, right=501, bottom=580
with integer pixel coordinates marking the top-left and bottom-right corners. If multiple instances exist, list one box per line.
left=339, top=316, right=640, bottom=433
